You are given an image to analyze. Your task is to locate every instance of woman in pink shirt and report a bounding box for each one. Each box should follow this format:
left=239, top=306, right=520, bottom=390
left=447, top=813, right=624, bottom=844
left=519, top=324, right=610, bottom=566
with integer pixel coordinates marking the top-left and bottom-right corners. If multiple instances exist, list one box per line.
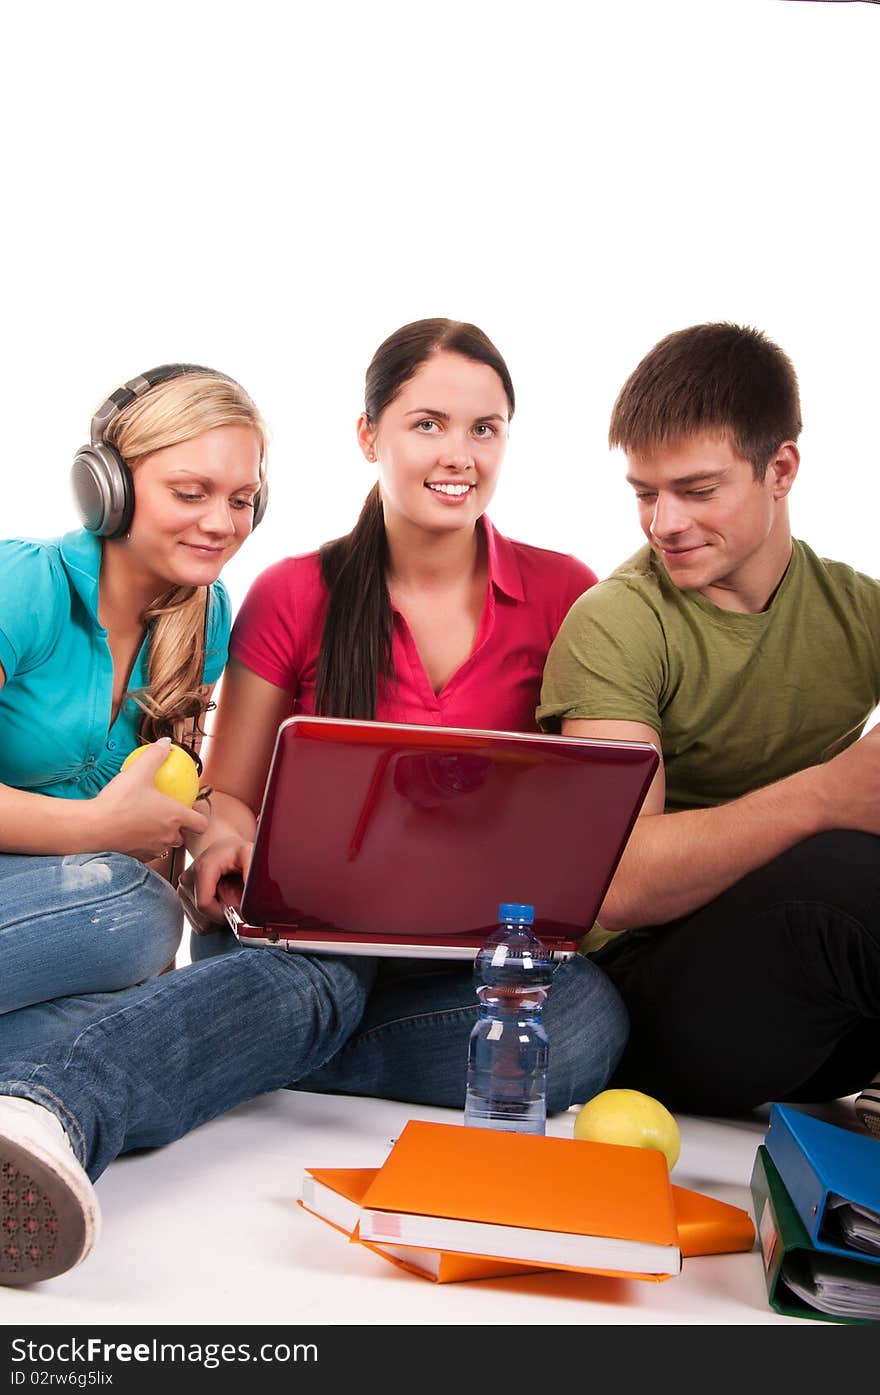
left=186, top=318, right=627, bottom=1100
left=0, top=320, right=629, bottom=1286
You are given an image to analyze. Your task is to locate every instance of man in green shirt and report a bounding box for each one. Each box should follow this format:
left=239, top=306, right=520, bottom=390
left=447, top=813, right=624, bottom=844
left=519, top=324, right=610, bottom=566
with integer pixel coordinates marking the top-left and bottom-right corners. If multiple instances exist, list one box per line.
left=538, top=322, right=880, bottom=1132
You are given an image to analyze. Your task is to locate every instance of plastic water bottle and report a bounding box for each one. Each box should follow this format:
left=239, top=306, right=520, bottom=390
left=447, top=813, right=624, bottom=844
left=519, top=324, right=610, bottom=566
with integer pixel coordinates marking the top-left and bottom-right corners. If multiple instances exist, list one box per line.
left=463, top=902, right=553, bottom=1135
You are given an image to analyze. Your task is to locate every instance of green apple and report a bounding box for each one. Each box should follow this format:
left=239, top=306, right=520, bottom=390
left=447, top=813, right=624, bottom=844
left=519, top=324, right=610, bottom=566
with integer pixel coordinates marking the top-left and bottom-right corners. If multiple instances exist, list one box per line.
left=120, top=743, right=200, bottom=808
left=573, top=1088, right=681, bottom=1171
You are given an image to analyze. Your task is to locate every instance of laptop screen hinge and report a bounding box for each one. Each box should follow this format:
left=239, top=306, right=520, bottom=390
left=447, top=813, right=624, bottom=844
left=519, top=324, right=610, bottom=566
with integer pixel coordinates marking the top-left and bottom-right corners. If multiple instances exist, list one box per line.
left=224, top=903, right=288, bottom=946
left=222, top=903, right=244, bottom=933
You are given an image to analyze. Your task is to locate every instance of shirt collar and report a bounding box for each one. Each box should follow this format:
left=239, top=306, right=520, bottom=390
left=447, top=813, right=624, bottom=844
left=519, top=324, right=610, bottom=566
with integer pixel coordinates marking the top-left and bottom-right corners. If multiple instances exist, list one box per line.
left=59, top=528, right=104, bottom=626
left=482, top=516, right=525, bottom=602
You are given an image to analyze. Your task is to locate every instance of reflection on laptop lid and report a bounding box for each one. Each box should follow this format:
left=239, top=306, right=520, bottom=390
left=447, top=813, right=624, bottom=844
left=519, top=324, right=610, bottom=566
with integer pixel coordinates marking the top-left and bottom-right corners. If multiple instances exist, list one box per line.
left=223, top=716, right=658, bottom=960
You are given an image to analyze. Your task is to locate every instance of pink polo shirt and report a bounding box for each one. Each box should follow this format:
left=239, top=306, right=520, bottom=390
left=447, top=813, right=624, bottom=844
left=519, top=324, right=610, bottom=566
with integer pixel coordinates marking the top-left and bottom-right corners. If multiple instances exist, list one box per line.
left=229, top=518, right=596, bottom=733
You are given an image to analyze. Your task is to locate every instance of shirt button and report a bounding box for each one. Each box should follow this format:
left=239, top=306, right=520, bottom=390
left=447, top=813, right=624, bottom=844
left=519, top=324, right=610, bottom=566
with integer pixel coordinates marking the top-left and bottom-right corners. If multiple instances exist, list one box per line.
left=107, top=739, right=117, bottom=750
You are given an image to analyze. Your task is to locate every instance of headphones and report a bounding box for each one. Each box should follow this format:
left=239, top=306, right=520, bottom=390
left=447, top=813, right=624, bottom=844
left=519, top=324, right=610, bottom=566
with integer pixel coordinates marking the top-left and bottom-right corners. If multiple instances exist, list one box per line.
left=71, top=362, right=267, bottom=538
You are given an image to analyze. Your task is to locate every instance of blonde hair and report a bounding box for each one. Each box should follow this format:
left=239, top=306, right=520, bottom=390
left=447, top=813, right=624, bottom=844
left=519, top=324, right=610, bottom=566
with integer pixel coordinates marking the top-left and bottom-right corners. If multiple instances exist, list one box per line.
left=103, top=370, right=267, bottom=745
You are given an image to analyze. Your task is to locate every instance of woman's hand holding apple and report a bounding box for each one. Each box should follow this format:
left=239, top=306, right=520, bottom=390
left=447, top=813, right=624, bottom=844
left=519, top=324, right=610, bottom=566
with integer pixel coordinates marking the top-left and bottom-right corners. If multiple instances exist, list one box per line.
left=89, top=739, right=210, bottom=861
left=120, top=740, right=201, bottom=807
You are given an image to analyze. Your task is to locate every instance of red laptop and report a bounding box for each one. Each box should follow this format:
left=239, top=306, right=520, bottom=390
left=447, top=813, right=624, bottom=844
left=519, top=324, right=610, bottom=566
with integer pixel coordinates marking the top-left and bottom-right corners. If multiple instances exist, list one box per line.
left=223, top=716, right=658, bottom=960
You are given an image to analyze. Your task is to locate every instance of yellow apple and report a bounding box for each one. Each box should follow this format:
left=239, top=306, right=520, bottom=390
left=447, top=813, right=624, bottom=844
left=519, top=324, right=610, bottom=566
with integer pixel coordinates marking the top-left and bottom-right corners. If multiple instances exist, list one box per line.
left=573, top=1088, right=681, bottom=1171
left=120, top=742, right=201, bottom=808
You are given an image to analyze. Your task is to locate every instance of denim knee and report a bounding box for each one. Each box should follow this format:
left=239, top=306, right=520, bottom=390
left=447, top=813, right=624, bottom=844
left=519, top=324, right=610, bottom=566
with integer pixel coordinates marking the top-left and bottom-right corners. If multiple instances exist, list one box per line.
left=78, top=853, right=182, bottom=984
left=189, top=926, right=241, bottom=961
left=544, top=956, right=630, bottom=1115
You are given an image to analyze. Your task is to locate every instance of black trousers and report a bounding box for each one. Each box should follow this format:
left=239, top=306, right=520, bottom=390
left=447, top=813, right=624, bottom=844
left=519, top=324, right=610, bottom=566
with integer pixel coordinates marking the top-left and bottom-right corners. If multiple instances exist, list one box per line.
left=590, top=830, right=880, bottom=1115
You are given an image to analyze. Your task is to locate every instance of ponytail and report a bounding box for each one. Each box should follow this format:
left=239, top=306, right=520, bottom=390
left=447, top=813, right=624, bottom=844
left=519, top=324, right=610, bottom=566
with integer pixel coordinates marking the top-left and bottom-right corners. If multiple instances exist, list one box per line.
left=315, top=485, right=393, bottom=719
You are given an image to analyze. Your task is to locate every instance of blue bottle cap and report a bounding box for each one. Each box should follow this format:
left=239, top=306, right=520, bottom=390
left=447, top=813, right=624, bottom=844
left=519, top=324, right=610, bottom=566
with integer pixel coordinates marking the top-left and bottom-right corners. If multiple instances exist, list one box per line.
left=498, top=902, right=534, bottom=924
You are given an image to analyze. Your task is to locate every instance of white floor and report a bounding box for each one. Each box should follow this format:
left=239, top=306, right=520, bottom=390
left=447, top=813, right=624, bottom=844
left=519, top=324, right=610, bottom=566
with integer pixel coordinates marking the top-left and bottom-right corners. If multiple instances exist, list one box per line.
left=0, top=1088, right=860, bottom=1328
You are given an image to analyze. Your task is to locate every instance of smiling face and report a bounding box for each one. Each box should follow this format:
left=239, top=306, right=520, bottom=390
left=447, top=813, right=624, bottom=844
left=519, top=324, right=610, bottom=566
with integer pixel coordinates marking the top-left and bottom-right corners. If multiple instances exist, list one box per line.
left=359, top=350, right=510, bottom=539
left=120, top=422, right=262, bottom=592
left=626, top=432, right=799, bottom=612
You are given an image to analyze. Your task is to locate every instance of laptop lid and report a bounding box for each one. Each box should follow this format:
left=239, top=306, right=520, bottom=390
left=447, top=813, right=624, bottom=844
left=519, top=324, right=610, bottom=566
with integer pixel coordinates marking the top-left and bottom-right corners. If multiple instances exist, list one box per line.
left=229, top=716, right=658, bottom=959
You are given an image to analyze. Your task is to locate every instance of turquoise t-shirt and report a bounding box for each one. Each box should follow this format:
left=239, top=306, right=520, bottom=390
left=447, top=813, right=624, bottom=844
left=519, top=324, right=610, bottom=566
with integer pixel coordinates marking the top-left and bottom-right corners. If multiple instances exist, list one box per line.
left=0, top=529, right=231, bottom=800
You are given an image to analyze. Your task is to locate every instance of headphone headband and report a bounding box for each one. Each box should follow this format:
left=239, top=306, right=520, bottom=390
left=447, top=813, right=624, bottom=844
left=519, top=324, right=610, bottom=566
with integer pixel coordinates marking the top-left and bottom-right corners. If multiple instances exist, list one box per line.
left=89, top=364, right=233, bottom=446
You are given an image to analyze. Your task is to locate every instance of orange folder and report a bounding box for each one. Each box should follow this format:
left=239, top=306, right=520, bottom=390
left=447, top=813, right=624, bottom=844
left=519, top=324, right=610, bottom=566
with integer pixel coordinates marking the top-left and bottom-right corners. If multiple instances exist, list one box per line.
left=671, top=1183, right=755, bottom=1257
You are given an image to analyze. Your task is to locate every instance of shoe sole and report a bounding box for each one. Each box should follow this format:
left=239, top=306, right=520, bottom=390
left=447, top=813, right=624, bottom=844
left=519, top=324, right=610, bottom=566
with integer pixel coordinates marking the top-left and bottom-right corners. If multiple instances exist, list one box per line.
left=1, top=1138, right=90, bottom=1285
left=854, top=1089, right=880, bottom=1139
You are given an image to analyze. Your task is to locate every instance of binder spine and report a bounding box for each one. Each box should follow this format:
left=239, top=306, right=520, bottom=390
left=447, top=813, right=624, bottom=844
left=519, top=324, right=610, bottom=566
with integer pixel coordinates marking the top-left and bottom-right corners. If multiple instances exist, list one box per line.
left=765, top=1106, right=827, bottom=1244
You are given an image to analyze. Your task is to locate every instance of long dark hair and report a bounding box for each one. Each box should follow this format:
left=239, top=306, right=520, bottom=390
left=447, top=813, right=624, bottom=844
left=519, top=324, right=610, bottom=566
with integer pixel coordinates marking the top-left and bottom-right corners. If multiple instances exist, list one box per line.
left=314, top=319, right=515, bottom=719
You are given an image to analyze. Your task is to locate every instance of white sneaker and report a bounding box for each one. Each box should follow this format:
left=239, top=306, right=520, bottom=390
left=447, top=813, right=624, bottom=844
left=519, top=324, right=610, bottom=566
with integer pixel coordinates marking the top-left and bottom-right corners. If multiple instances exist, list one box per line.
left=0, top=1095, right=100, bottom=1285
left=854, top=1077, right=880, bottom=1138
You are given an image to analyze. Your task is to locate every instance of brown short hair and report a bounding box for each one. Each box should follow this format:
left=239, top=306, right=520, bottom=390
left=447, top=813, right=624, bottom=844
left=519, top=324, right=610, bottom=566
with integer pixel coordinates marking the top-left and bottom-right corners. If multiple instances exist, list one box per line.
left=609, top=323, right=802, bottom=480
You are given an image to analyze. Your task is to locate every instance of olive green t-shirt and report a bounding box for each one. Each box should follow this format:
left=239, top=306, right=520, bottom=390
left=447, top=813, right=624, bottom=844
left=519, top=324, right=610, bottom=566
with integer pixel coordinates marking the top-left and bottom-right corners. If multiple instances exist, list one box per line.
left=537, top=540, right=880, bottom=945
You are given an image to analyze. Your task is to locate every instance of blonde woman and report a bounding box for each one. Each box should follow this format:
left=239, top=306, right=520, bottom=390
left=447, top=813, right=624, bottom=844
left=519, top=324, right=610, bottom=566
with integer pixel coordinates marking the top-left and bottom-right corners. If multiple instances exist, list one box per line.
left=0, top=364, right=266, bottom=1051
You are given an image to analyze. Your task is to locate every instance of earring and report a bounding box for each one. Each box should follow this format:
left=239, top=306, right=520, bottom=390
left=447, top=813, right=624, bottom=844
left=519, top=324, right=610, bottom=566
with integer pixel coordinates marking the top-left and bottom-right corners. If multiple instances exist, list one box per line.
left=367, top=451, right=376, bottom=462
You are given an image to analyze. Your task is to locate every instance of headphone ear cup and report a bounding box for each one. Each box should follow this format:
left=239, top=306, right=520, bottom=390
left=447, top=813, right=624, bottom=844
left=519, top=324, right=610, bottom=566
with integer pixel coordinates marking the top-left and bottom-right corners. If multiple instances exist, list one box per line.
left=71, top=443, right=135, bottom=538
left=252, top=477, right=268, bottom=529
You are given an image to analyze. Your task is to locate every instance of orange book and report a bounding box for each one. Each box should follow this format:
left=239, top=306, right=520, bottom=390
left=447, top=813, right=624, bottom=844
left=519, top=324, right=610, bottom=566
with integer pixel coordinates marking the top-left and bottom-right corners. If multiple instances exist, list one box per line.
left=300, top=1156, right=754, bottom=1281
left=300, top=1168, right=376, bottom=1237
left=357, top=1120, right=682, bottom=1279
left=357, top=1236, right=539, bottom=1284
left=300, top=1167, right=544, bottom=1282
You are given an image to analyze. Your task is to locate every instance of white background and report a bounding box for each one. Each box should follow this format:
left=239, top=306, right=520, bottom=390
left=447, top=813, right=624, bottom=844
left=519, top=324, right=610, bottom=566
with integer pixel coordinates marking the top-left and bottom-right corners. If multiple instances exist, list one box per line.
left=2, top=0, right=877, bottom=613
left=0, top=3, right=875, bottom=1330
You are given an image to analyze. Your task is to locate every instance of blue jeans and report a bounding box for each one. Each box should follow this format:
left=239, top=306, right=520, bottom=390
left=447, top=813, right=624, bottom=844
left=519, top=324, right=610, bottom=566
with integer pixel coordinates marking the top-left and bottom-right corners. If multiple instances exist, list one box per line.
left=296, top=954, right=627, bottom=1113
left=0, top=853, right=182, bottom=1055
left=0, top=941, right=628, bottom=1181
left=191, top=927, right=628, bottom=1103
